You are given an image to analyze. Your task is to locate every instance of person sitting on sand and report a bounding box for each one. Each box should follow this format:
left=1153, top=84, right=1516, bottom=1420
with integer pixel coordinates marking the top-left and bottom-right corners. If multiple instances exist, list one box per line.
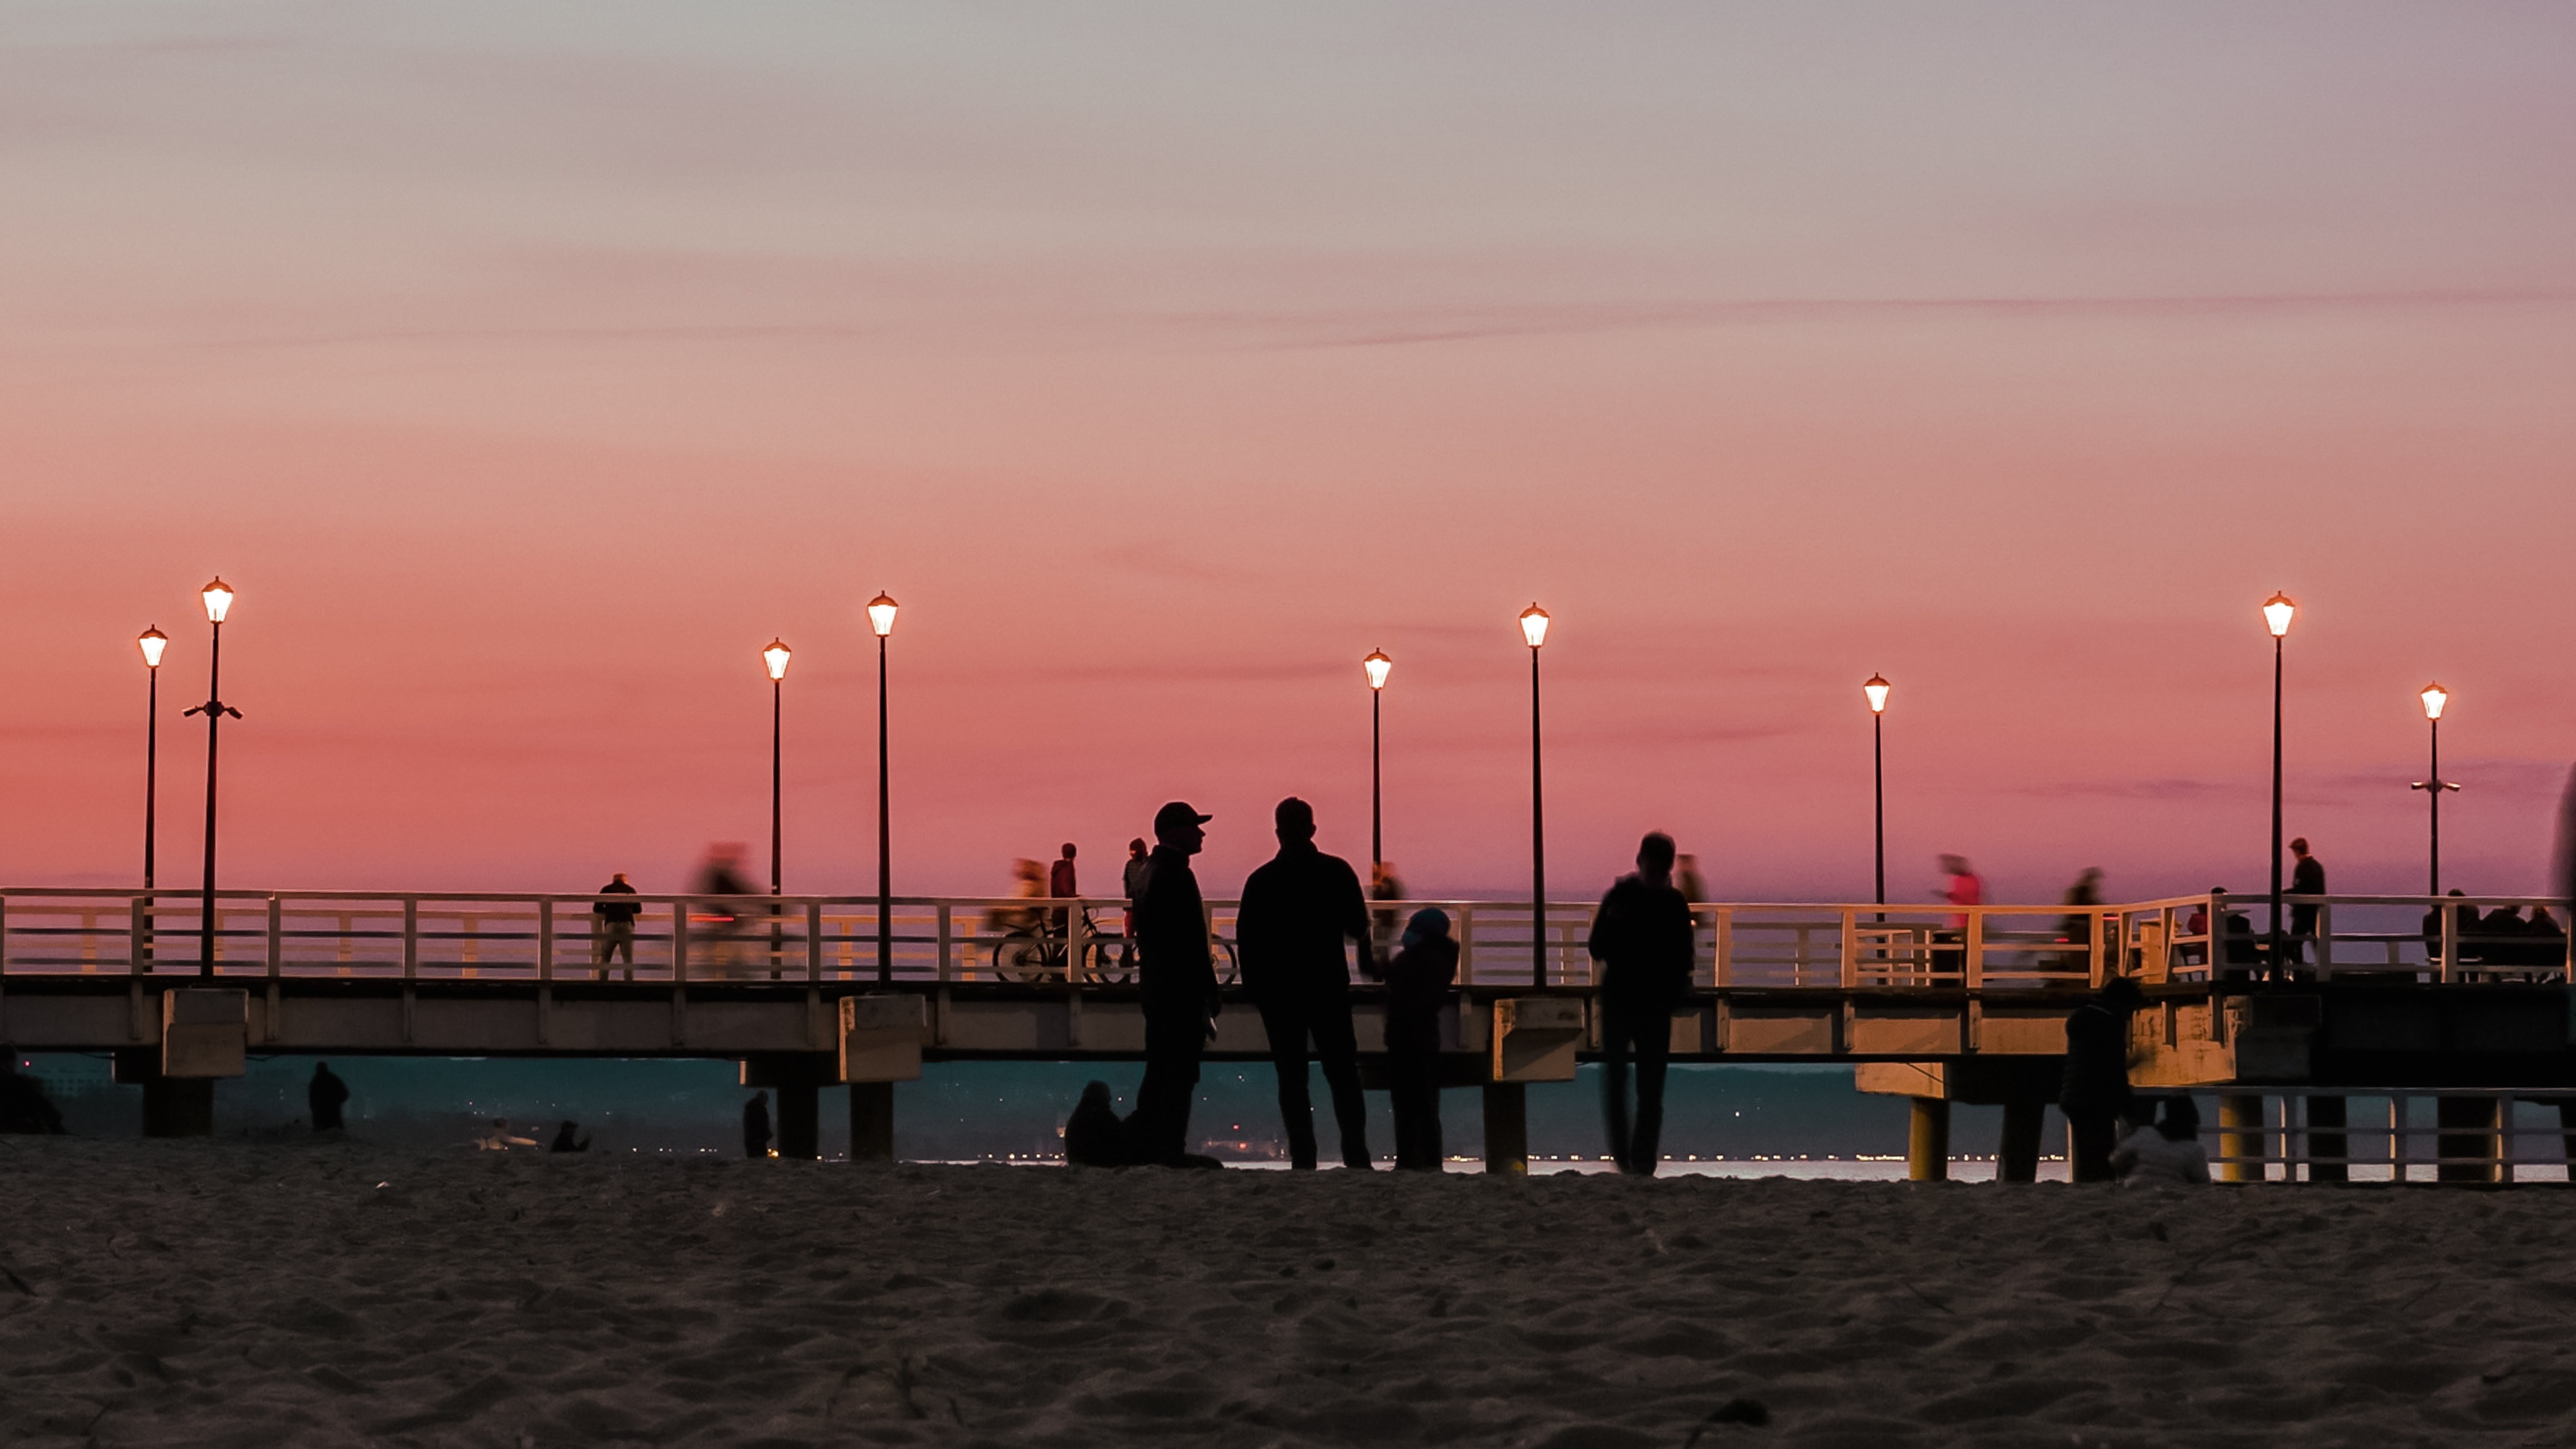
left=1063, top=1080, right=1130, bottom=1166
left=2111, top=1096, right=2210, bottom=1186
left=477, top=1118, right=538, bottom=1151
left=549, top=1120, right=591, bottom=1153
left=309, top=1061, right=350, bottom=1133
left=0, top=1063, right=66, bottom=1135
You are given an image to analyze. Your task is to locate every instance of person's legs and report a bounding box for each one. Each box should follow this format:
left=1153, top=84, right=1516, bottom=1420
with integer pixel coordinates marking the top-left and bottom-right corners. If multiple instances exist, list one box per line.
left=1257, top=994, right=1319, bottom=1169
left=1385, top=1050, right=1422, bottom=1169
left=1137, top=1005, right=1205, bottom=1164
left=1626, top=1005, right=1671, bottom=1176
left=1600, top=1000, right=1635, bottom=1172
left=1309, top=991, right=1371, bottom=1169
left=2066, top=1108, right=2117, bottom=1182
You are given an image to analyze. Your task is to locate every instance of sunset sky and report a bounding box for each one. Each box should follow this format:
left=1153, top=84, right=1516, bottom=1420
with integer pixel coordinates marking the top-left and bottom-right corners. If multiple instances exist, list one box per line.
left=7, top=2, right=2575, bottom=905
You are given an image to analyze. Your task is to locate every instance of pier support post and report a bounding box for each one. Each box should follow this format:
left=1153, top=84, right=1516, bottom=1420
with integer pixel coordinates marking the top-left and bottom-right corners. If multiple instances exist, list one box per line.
left=775, top=1084, right=819, bottom=1160
left=2556, top=1099, right=2576, bottom=1169
left=1906, top=1098, right=1950, bottom=1182
left=2218, top=1094, right=2265, bottom=1182
left=115, top=1046, right=216, bottom=1137
left=2437, top=1096, right=2500, bottom=1184
left=2307, top=1095, right=2348, bottom=1183
left=1481, top=1081, right=1527, bottom=1174
left=850, top=1081, right=894, bottom=1163
left=1997, top=1099, right=2044, bottom=1183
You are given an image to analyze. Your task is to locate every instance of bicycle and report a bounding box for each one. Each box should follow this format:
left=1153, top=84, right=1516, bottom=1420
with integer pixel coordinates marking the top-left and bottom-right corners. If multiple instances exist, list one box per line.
left=987, top=910, right=1239, bottom=986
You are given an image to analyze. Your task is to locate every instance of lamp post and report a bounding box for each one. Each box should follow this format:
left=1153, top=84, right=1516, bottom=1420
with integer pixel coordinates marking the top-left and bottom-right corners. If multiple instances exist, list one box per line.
left=2262, top=591, right=2296, bottom=975
left=1364, top=649, right=1392, bottom=870
left=761, top=640, right=792, bottom=894
left=2412, top=682, right=2458, bottom=897
left=1519, top=604, right=1550, bottom=987
left=1864, top=674, right=1890, bottom=909
left=138, top=627, right=168, bottom=964
left=183, top=579, right=240, bottom=978
left=868, top=592, right=900, bottom=984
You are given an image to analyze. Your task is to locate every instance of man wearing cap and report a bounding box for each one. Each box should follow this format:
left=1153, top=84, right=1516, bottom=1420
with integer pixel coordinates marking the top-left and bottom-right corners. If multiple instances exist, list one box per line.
left=1237, top=797, right=1375, bottom=1171
left=1131, top=801, right=1220, bottom=1165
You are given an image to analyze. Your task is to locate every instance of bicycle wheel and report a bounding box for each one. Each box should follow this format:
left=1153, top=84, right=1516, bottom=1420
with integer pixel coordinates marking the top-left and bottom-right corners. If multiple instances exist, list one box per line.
left=1084, top=938, right=1134, bottom=986
left=1212, top=939, right=1241, bottom=987
left=991, top=932, right=1050, bottom=984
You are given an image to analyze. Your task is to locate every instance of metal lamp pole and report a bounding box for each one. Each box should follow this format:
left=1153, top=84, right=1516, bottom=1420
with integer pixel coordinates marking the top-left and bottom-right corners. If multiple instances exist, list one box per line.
left=868, top=593, right=900, bottom=984
left=2262, top=592, right=2296, bottom=975
left=762, top=640, right=792, bottom=973
left=1865, top=675, right=1890, bottom=910
left=1364, top=649, right=1392, bottom=870
left=138, top=627, right=168, bottom=963
left=1519, top=605, right=1550, bottom=987
left=2413, top=683, right=2457, bottom=896
left=183, top=579, right=240, bottom=978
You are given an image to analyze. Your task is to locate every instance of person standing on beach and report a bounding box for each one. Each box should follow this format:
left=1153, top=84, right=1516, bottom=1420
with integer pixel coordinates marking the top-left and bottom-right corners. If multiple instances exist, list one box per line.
left=308, top=1061, right=350, bottom=1133
left=1132, top=801, right=1219, bottom=1166
left=743, top=1092, right=772, bottom=1159
left=2060, top=975, right=2141, bottom=1182
left=592, top=872, right=640, bottom=979
left=1588, top=832, right=1696, bottom=1176
left=1374, top=908, right=1458, bottom=1171
left=2286, top=838, right=2326, bottom=974
left=1238, top=797, right=1375, bottom=1171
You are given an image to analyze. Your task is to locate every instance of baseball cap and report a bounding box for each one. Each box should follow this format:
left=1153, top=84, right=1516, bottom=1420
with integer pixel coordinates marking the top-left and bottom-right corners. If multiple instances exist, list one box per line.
left=1153, top=801, right=1212, bottom=835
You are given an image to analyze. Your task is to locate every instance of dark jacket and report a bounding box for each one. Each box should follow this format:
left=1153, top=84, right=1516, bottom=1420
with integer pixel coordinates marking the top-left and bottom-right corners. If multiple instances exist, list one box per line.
left=593, top=880, right=640, bottom=925
left=1134, top=846, right=1216, bottom=1011
left=1379, top=937, right=1458, bottom=1057
left=1237, top=843, right=1371, bottom=1000
left=2059, top=1002, right=2131, bottom=1112
left=308, top=1066, right=350, bottom=1129
left=2289, top=856, right=2326, bottom=931
left=1586, top=873, right=1695, bottom=1010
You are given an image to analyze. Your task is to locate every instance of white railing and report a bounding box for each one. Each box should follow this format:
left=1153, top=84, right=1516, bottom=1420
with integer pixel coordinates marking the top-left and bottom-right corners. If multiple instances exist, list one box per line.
left=0, top=888, right=2561, bottom=990
left=2178, top=1087, right=2572, bottom=1184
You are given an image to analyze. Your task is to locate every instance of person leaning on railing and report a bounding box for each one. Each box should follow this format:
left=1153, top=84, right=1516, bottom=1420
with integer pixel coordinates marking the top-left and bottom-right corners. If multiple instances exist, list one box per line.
left=591, top=872, right=639, bottom=979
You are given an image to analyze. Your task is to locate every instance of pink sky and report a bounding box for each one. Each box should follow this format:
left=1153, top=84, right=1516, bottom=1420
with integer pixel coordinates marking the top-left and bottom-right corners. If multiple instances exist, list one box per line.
left=7, top=3, right=2576, bottom=904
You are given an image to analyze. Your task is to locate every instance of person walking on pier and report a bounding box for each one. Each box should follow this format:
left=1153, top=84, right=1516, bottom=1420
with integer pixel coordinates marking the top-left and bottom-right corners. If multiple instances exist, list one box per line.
left=308, top=1061, right=350, bottom=1133
left=592, top=872, right=639, bottom=978
left=1375, top=907, right=1458, bottom=1171
left=2060, top=975, right=2141, bottom=1182
left=743, top=1092, right=772, bottom=1159
left=2285, top=838, right=2326, bottom=975
left=1133, top=801, right=1220, bottom=1166
left=1589, top=832, right=1696, bottom=1176
left=1050, top=843, right=1080, bottom=935
left=1239, top=797, right=1375, bottom=1171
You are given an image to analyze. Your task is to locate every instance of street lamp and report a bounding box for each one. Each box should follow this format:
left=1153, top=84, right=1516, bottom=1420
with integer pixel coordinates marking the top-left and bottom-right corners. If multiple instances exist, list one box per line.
left=182, top=579, right=241, bottom=978
left=1364, top=649, right=1392, bottom=870
left=2262, top=590, right=2295, bottom=975
left=138, top=627, right=168, bottom=964
left=1864, top=674, right=1890, bottom=908
left=2412, top=682, right=2459, bottom=897
left=868, top=592, right=899, bottom=983
left=1519, top=603, right=1549, bottom=987
left=761, top=639, right=792, bottom=895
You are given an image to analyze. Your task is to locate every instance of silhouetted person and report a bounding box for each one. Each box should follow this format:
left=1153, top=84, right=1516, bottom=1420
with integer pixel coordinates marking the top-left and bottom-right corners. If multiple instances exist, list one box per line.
left=308, top=1061, right=350, bottom=1133
left=549, top=1120, right=591, bottom=1153
left=1063, top=1080, right=1130, bottom=1166
left=1050, top=843, right=1079, bottom=934
left=593, top=871, right=640, bottom=978
left=2057, top=868, right=2104, bottom=970
left=1133, top=801, right=1219, bottom=1166
left=1238, top=797, right=1374, bottom=1171
left=2061, top=976, right=2142, bottom=1182
left=1934, top=854, right=1983, bottom=979
left=2285, top=837, right=2326, bottom=972
left=1589, top=832, right=1695, bottom=1175
left=1373, top=908, right=1458, bottom=1171
left=2111, top=1095, right=2209, bottom=1186
left=743, top=1092, right=772, bottom=1158
left=0, top=1064, right=65, bottom=1134
left=2482, top=903, right=2527, bottom=969
left=2528, top=905, right=2566, bottom=972
left=1121, top=838, right=1151, bottom=951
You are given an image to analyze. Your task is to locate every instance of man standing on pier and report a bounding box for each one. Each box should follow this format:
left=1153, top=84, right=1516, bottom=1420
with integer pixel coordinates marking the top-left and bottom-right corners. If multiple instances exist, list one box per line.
left=2286, top=838, right=2326, bottom=975
left=1238, top=797, right=1374, bottom=1171
left=1588, top=832, right=1695, bottom=1175
left=1133, top=802, right=1219, bottom=1166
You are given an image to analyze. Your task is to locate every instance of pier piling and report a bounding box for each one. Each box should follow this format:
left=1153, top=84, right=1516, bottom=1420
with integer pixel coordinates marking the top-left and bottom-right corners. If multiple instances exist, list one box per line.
left=2218, top=1094, right=2265, bottom=1182
left=1906, top=1098, right=1950, bottom=1181
left=1481, top=1081, right=1527, bottom=1174
left=850, top=1081, right=894, bottom=1162
left=1997, top=1100, right=2043, bottom=1183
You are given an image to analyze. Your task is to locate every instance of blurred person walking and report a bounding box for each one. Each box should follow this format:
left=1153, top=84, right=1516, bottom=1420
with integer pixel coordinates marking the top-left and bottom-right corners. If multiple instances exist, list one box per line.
left=1369, top=861, right=1409, bottom=964
left=1132, top=802, right=1220, bottom=1166
left=2285, top=838, right=2326, bottom=975
left=1588, top=832, right=1695, bottom=1175
left=1934, top=854, right=1984, bottom=979
left=1238, top=797, right=1375, bottom=1171
left=2060, top=976, right=2142, bottom=1182
left=2111, top=1096, right=2210, bottom=1186
left=592, top=871, right=640, bottom=979
left=308, top=1061, right=350, bottom=1133
left=743, top=1092, right=772, bottom=1159
left=1374, top=907, right=1458, bottom=1171
left=1121, top=838, right=1151, bottom=958
left=2056, top=867, right=2105, bottom=972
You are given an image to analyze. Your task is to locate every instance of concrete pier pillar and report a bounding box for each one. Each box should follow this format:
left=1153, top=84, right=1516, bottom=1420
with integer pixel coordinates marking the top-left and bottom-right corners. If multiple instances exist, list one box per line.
left=850, top=1081, right=894, bottom=1163
left=2437, top=1096, right=2501, bottom=1184
left=2218, top=1094, right=2265, bottom=1182
left=116, top=1047, right=215, bottom=1137
left=1906, top=1098, right=1951, bottom=1182
left=1997, top=1100, right=2044, bottom=1183
left=1481, top=1081, right=1527, bottom=1175
left=774, top=1083, right=819, bottom=1160
left=2306, top=1095, right=2349, bottom=1183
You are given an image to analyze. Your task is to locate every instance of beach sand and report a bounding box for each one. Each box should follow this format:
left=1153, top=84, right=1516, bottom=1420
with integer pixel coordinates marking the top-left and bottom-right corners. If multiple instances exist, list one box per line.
left=4, top=1139, right=2574, bottom=1446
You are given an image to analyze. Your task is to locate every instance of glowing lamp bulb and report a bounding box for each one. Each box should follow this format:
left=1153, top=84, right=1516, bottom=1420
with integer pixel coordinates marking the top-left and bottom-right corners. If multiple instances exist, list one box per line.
left=1363, top=649, right=1392, bottom=691
left=2421, top=682, right=2448, bottom=721
left=762, top=638, right=793, bottom=682
left=1518, top=603, right=1550, bottom=649
left=866, top=592, right=899, bottom=638
left=2261, top=591, right=2295, bottom=638
left=201, top=578, right=234, bottom=624
left=137, top=627, right=168, bottom=669
left=1863, top=674, right=1890, bottom=715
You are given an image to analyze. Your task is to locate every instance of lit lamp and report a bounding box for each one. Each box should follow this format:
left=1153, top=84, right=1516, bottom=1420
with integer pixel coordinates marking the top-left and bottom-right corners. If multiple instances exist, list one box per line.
left=1864, top=675, right=1890, bottom=907
left=183, top=578, right=242, bottom=978
left=2261, top=590, right=2296, bottom=976
left=1364, top=649, right=1392, bottom=871
left=137, top=627, right=168, bottom=963
left=868, top=592, right=899, bottom=983
left=762, top=637, right=792, bottom=893
left=1520, top=604, right=1549, bottom=986
left=2412, top=682, right=2459, bottom=897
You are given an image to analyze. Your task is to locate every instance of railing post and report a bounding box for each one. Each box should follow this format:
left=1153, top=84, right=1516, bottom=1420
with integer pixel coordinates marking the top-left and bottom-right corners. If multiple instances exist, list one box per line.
left=538, top=898, right=555, bottom=983
left=1714, top=908, right=1732, bottom=987
left=1070, top=901, right=1092, bottom=989
left=672, top=900, right=689, bottom=983
left=2314, top=900, right=2332, bottom=978
left=1965, top=910, right=1984, bottom=988
left=130, top=894, right=149, bottom=976
left=1838, top=909, right=1857, bottom=988
left=936, top=903, right=952, bottom=983
left=2089, top=908, right=2107, bottom=987
left=401, top=898, right=419, bottom=983
left=266, top=895, right=282, bottom=980
left=1457, top=903, right=1475, bottom=986
left=2438, top=902, right=2457, bottom=984
left=807, top=900, right=824, bottom=985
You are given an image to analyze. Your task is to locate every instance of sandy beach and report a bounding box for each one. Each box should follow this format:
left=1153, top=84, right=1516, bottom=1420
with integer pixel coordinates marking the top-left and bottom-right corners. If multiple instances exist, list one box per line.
left=5, top=1139, right=2575, bottom=1447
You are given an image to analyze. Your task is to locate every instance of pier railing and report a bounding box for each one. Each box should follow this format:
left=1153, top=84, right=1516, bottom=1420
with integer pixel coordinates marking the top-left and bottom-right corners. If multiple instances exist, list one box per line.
left=1, top=888, right=2562, bottom=989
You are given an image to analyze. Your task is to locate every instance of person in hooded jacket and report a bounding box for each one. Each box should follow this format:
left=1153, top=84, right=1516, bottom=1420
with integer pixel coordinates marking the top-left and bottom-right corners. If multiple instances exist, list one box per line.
left=1374, top=908, right=1459, bottom=1171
